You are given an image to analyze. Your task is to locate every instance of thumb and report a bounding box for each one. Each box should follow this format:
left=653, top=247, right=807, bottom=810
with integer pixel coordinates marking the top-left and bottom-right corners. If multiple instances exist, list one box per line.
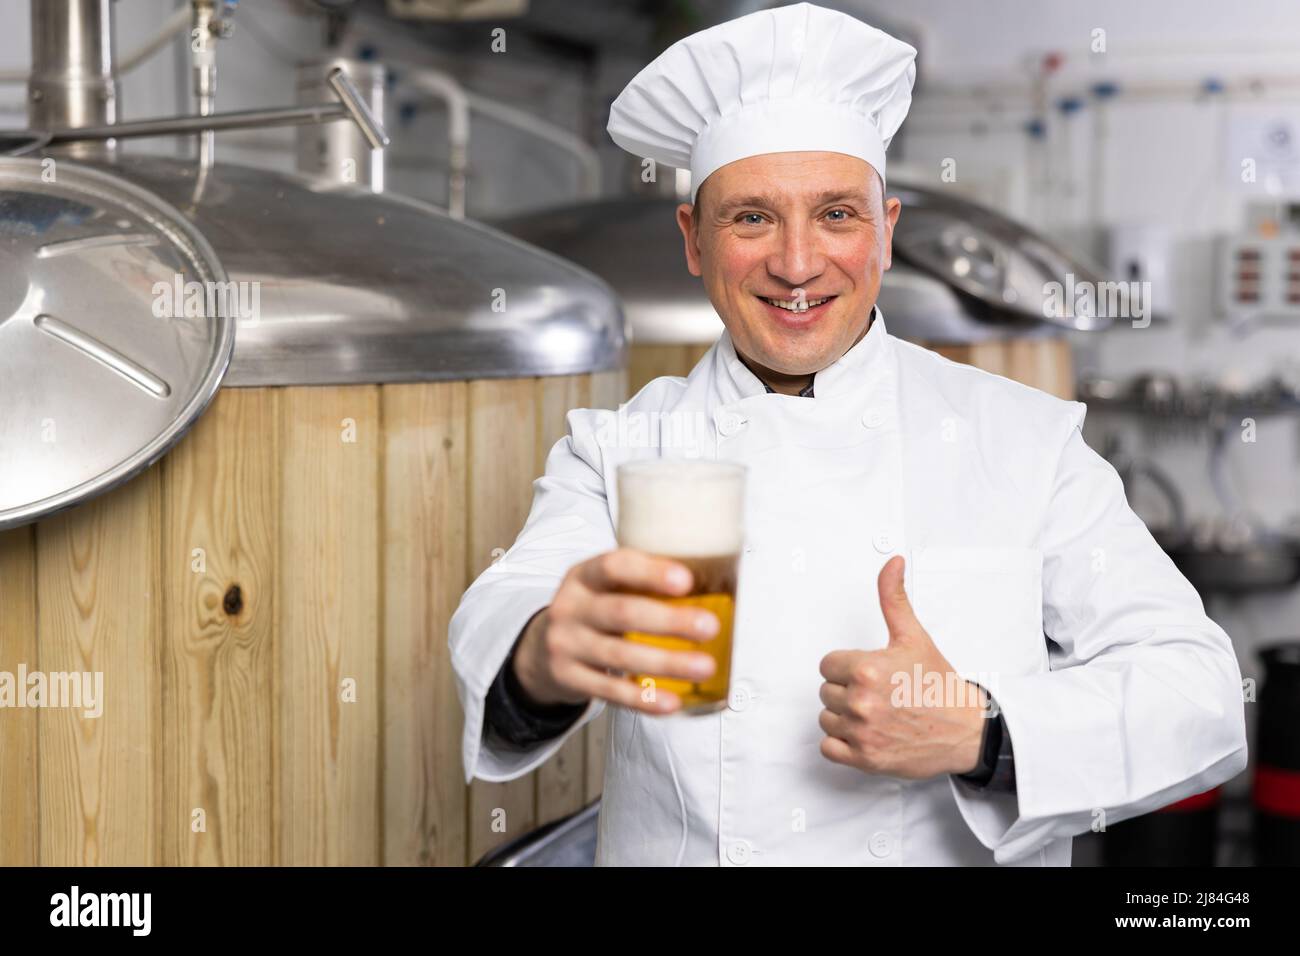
left=878, top=555, right=922, bottom=644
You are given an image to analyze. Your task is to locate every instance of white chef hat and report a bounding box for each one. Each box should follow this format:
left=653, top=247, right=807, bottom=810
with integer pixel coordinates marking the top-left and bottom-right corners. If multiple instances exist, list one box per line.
left=608, top=2, right=917, bottom=204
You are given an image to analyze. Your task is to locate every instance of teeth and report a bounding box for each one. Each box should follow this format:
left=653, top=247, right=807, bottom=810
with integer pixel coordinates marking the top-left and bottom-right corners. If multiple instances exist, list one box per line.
left=763, top=296, right=830, bottom=312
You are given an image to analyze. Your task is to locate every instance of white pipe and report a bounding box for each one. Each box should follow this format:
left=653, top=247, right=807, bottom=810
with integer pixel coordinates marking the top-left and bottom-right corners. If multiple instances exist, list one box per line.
left=917, top=73, right=1300, bottom=107
left=118, top=4, right=190, bottom=73
left=1088, top=99, right=1107, bottom=228
left=401, top=67, right=469, bottom=219
left=398, top=64, right=603, bottom=217
left=191, top=0, right=217, bottom=175
left=462, top=89, right=601, bottom=199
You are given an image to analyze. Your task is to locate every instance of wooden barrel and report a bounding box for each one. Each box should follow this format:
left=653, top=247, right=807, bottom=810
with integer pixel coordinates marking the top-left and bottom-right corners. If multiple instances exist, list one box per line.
left=0, top=371, right=624, bottom=866
left=926, top=337, right=1076, bottom=400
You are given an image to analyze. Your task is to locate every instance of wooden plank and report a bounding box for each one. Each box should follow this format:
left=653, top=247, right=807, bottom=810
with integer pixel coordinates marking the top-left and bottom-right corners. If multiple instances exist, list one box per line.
left=466, top=378, right=539, bottom=864
left=37, top=467, right=161, bottom=865
left=591, top=369, right=629, bottom=411
left=582, top=369, right=627, bottom=803
left=159, top=388, right=278, bottom=866
left=533, top=374, right=591, bottom=826
left=1003, top=337, right=1076, bottom=399
left=279, top=386, right=381, bottom=865
left=381, top=381, right=469, bottom=866
left=928, top=341, right=1009, bottom=380
left=628, top=344, right=699, bottom=396
left=684, top=341, right=715, bottom=369
left=0, top=525, right=38, bottom=866
left=929, top=339, right=1075, bottom=399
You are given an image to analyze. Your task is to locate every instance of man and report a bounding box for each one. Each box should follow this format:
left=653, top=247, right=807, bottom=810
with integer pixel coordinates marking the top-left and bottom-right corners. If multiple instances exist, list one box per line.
left=448, top=2, right=1247, bottom=865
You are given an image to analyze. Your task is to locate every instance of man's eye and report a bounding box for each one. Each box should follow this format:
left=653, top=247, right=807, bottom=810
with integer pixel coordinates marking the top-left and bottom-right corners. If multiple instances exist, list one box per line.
left=739, top=213, right=765, bottom=225
left=826, top=208, right=850, bottom=222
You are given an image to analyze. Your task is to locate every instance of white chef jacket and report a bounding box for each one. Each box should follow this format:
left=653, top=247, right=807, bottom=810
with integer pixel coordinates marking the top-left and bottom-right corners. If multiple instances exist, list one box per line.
left=447, top=308, right=1249, bottom=866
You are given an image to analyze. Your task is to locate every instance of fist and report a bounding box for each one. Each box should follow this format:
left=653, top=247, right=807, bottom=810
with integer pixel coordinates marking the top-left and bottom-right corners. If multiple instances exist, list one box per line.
left=817, top=556, right=989, bottom=779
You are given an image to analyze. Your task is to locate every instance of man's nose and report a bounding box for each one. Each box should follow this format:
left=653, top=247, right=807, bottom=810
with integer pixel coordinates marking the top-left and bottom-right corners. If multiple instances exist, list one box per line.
left=766, top=220, right=826, bottom=288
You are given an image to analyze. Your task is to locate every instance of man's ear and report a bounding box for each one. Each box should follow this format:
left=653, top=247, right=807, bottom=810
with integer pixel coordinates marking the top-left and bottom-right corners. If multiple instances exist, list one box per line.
left=881, top=195, right=902, bottom=272
left=676, top=202, right=703, bottom=277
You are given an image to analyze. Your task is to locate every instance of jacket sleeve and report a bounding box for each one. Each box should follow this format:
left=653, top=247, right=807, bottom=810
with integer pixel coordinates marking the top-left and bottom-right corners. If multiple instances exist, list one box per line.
left=949, top=416, right=1249, bottom=863
left=483, top=634, right=589, bottom=746
left=448, top=407, right=617, bottom=785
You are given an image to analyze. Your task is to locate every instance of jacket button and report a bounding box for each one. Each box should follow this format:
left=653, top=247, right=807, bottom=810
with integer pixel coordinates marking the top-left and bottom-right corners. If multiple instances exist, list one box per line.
left=872, top=532, right=894, bottom=554
left=869, top=831, right=893, bottom=858
left=862, top=409, right=886, bottom=428
left=717, top=411, right=745, bottom=437
left=728, top=683, right=752, bottom=711
left=726, top=839, right=752, bottom=865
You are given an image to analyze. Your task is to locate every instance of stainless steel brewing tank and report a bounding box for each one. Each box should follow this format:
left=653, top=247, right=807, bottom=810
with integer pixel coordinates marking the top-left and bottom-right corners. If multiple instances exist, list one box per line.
left=97, top=156, right=625, bottom=386
left=0, top=152, right=626, bottom=867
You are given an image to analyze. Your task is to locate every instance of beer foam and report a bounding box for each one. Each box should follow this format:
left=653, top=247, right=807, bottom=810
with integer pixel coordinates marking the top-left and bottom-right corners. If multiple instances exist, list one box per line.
left=616, top=460, right=745, bottom=557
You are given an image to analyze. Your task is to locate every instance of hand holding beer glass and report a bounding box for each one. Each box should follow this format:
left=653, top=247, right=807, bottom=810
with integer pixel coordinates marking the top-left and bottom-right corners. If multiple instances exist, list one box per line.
left=509, top=459, right=745, bottom=716
left=615, top=460, right=745, bottom=714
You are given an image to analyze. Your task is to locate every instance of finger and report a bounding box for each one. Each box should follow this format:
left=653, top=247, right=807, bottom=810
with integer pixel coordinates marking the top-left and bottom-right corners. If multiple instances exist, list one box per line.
left=819, top=649, right=866, bottom=685
left=578, top=547, right=694, bottom=597
left=819, top=734, right=858, bottom=768
left=818, top=707, right=854, bottom=741
left=584, top=592, right=719, bottom=643
left=877, top=555, right=920, bottom=644
left=571, top=626, right=717, bottom=684
left=560, top=660, right=683, bottom=715
left=818, top=681, right=851, bottom=714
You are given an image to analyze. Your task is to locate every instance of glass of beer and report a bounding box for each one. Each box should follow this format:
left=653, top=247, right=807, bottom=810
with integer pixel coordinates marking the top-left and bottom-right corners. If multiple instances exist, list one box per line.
left=615, top=459, right=746, bottom=715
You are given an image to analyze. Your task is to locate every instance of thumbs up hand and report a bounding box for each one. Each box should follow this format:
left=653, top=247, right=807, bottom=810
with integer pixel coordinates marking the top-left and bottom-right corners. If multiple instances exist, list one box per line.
left=817, top=556, right=989, bottom=780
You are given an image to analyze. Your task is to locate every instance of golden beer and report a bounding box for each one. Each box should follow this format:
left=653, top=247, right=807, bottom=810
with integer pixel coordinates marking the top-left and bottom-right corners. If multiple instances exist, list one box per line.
left=616, top=460, right=746, bottom=714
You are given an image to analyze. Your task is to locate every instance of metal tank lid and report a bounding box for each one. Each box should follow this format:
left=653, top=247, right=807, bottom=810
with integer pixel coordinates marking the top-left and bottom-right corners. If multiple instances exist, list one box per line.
left=886, top=182, right=1115, bottom=332
left=497, top=196, right=719, bottom=346
left=95, top=157, right=627, bottom=387
left=0, top=156, right=234, bottom=530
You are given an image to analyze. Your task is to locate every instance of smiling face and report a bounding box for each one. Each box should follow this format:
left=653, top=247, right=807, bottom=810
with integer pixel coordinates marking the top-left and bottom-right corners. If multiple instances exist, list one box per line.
left=676, top=151, right=901, bottom=391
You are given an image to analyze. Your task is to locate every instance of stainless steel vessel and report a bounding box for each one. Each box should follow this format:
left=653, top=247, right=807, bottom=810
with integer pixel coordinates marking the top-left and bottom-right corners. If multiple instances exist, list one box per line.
left=2, top=0, right=626, bottom=525
left=0, top=0, right=624, bottom=870
left=0, top=157, right=233, bottom=530
left=106, top=156, right=625, bottom=388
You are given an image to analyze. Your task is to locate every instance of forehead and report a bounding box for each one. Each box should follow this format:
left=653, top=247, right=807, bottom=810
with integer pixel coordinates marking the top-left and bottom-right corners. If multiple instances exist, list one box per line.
left=699, top=151, right=879, bottom=209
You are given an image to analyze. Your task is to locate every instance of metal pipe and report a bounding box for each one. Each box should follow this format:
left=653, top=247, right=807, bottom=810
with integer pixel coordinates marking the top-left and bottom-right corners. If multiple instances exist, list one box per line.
left=327, top=67, right=387, bottom=151
left=297, top=59, right=387, bottom=192
left=396, top=65, right=603, bottom=216
left=0, top=4, right=186, bottom=82
left=401, top=67, right=469, bottom=219
left=463, top=89, right=601, bottom=199
left=191, top=0, right=218, bottom=173
left=45, top=98, right=389, bottom=144
left=28, top=0, right=118, bottom=160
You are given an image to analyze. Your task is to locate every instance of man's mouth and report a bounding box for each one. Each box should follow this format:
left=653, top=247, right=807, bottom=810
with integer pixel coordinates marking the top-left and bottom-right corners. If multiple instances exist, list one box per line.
left=756, top=294, right=837, bottom=323
left=757, top=294, right=835, bottom=312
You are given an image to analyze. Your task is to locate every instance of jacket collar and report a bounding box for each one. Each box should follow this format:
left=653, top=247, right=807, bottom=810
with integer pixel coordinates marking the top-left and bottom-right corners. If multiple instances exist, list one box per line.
left=714, top=304, right=893, bottom=405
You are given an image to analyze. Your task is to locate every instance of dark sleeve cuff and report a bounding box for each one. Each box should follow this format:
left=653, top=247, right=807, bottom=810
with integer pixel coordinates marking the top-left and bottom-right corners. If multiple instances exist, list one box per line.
left=955, top=692, right=1016, bottom=792
left=483, top=638, right=587, bottom=749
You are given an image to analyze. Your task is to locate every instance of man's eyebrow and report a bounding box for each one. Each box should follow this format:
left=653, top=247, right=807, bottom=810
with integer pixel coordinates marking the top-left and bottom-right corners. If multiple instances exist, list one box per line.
left=713, top=189, right=875, bottom=217
left=714, top=193, right=782, bottom=217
